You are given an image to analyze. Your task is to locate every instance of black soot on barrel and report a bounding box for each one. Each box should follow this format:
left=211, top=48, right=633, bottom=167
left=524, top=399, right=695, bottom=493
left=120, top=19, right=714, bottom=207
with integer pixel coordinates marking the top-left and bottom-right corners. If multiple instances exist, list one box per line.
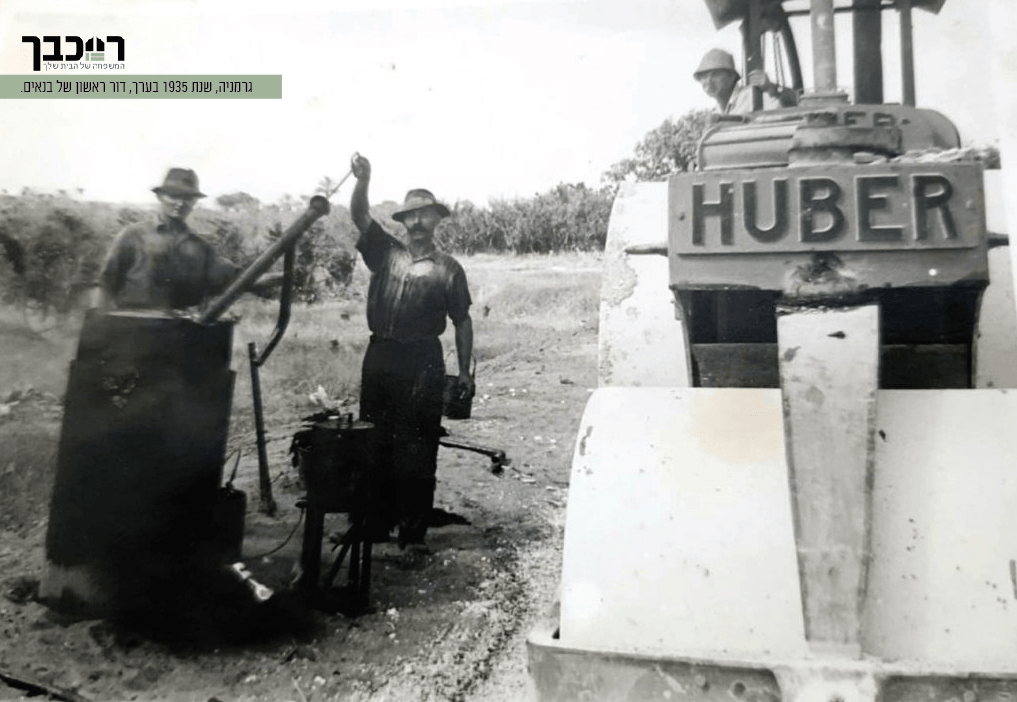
left=39, top=309, right=237, bottom=617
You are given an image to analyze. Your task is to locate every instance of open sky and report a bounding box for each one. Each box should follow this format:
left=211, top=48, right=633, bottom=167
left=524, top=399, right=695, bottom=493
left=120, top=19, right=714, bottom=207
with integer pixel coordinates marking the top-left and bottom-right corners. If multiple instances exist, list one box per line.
left=0, top=0, right=1006, bottom=208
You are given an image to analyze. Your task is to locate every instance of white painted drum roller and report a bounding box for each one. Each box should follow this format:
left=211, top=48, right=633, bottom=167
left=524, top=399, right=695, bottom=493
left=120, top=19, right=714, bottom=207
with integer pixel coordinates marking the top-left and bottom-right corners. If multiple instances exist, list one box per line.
left=557, top=386, right=807, bottom=659
left=598, top=183, right=690, bottom=387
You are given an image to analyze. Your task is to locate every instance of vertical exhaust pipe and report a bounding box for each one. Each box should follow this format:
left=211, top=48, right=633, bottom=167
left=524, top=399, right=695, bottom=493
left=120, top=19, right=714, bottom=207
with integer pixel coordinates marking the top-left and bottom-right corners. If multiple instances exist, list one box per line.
left=811, top=0, right=838, bottom=93
left=853, top=0, right=884, bottom=104
left=899, top=0, right=916, bottom=106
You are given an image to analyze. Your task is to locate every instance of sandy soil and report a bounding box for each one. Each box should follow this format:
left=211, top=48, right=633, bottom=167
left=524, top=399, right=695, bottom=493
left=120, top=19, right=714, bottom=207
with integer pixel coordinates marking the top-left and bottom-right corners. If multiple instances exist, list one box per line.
left=0, top=312, right=596, bottom=701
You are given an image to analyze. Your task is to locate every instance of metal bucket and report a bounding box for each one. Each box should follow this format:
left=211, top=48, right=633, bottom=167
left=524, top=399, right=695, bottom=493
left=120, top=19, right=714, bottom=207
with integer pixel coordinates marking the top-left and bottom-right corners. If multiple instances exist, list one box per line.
left=297, top=415, right=377, bottom=513
left=443, top=355, right=476, bottom=420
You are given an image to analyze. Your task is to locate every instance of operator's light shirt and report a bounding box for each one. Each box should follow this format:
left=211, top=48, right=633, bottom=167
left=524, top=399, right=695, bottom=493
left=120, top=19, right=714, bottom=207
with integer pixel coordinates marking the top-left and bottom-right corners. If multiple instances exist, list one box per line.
left=357, top=219, right=472, bottom=343
left=100, top=214, right=239, bottom=309
left=725, top=83, right=782, bottom=115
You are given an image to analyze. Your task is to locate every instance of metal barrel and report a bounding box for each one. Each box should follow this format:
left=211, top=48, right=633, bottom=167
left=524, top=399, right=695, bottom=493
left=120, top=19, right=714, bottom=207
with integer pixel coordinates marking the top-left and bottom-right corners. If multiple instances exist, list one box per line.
left=39, top=309, right=238, bottom=615
left=198, top=195, right=331, bottom=324
left=297, top=416, right=377, bottom=514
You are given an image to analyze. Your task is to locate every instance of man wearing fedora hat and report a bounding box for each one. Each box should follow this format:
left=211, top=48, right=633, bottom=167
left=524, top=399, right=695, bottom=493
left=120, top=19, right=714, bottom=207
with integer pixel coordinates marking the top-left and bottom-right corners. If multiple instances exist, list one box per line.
left=349, top=153, right=474, bottom=551
left=694, top=48, right=796, bottom=115
left=98, top=167, right=242, bottom=310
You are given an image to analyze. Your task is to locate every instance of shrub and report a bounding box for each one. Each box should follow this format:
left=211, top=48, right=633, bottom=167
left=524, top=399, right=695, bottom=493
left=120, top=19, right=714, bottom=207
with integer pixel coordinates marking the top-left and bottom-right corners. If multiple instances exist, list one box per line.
left=0, top=180, right=611, bottom=314
left=439, top=183, right=612, bottom=254
left=0, top=191, right=115, bottom=318
left=195, top=200, right=360, bottom=304
left=603, top=108, right=713, bottom=185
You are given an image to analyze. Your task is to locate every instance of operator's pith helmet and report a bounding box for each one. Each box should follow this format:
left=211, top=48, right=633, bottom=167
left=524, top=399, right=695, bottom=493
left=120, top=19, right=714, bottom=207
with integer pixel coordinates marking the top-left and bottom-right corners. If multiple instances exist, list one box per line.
left=694, top=48, right=740, bottom=80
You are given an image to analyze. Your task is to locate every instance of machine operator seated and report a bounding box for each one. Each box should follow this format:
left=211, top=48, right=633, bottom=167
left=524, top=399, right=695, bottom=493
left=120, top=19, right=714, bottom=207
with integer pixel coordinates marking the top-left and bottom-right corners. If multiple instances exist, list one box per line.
left=694, top=48, right=798, bottom=115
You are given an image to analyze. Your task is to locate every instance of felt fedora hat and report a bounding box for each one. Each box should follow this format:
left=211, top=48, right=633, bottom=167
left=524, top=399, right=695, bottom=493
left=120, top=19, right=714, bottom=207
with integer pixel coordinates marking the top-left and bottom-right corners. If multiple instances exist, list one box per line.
left=152, top=168, right=206, bottom=199
left=392, top=189, right=451, bottom=222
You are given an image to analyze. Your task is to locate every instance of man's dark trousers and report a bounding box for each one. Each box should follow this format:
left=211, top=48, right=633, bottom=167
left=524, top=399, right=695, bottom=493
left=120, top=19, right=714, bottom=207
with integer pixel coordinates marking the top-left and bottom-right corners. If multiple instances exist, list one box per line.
left=359, top=336, right=444, bottom=545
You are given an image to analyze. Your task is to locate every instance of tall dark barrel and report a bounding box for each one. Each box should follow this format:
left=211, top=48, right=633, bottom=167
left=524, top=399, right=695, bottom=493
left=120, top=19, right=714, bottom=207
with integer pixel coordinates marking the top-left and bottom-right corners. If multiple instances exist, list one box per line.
left=40, top=309, right=236, bottom=615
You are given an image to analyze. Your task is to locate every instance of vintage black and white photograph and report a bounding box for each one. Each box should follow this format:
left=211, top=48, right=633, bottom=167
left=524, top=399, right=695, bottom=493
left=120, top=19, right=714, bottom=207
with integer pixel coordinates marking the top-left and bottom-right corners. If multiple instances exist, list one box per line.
left=0, top=1, right=1015, bottom=700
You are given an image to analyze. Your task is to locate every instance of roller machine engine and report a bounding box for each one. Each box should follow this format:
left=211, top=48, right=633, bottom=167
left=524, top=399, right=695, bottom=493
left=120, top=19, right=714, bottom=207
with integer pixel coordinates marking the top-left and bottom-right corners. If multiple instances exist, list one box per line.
left=528, top=1, right=1017, bottom=700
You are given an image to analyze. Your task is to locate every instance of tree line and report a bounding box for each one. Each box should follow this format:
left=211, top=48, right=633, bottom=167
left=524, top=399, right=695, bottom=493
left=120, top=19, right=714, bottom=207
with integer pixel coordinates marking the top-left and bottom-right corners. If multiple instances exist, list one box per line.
left=2, top=107, right=1001, bottom=315
left=0, top=108, right=713, bottom=316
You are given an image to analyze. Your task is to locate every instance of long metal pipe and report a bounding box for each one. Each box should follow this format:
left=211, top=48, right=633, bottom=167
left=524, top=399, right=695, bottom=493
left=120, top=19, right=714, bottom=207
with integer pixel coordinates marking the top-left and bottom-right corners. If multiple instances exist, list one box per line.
left=899, top=0, right=916, bottom=106
left=439, top=436, right=510, bottom=474
left=254, top=243, right=296, bottom=366
left=744, top=0, right=765, bottom=112
left=853, top=0, right=884, bottom=104
left=247, top=243, right=297, bottom=516
left=198, top=195, right=330, bottom=324
left=779, top=11, right=804, bottom=92
left=811, top=0, right=838, bottom=92
left=248, top=340, right=277, bottom=516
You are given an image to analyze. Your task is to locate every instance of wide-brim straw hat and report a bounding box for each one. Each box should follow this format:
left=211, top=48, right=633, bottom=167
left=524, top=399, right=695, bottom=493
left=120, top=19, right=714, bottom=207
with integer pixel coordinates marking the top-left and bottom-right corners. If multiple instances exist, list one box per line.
left=392, top=189, right=451, bottom=222
left=152, top=168, right=206, bottom=199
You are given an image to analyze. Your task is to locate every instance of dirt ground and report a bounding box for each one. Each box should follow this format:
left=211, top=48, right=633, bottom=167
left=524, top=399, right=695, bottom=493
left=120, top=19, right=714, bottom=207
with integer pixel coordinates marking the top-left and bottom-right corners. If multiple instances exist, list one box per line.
left=0, top=283, right=598, bottom=701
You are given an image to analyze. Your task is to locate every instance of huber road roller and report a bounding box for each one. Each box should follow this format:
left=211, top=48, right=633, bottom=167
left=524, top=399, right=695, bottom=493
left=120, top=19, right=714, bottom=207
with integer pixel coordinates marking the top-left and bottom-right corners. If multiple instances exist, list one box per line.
left=528, top=1, right=1017, bottom=700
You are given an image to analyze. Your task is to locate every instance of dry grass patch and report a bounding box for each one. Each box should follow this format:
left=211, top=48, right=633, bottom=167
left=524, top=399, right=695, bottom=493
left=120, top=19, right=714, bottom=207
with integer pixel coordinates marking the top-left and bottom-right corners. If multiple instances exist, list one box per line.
left=0, top=251, right=605, bottom=508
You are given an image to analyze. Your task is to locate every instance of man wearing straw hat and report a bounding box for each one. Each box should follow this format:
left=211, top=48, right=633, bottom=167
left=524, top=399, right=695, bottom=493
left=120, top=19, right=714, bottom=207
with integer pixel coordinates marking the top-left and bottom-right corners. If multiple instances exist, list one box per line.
left=350, top=153, right=474, bottom=553
left=98, top=167, right=242, bottom=310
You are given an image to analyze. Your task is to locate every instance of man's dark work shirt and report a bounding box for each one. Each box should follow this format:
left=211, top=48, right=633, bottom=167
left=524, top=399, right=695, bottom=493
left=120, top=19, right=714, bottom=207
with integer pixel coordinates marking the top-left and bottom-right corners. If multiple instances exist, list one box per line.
left=100, top=215, right=239, bottom=309
left=357, top=219, right=471, bottom=342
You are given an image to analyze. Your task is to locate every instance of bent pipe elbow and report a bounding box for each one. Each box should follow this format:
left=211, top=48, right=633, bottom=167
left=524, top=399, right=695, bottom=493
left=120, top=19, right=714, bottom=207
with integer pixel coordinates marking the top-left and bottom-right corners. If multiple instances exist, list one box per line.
left=199, top=195, right=330, bottom=323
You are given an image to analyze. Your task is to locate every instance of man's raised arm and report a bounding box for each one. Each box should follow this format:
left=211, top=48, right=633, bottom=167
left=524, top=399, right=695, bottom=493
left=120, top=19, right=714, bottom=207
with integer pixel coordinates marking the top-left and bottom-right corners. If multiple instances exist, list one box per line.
left=350, top=154, right=373, bottom=234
